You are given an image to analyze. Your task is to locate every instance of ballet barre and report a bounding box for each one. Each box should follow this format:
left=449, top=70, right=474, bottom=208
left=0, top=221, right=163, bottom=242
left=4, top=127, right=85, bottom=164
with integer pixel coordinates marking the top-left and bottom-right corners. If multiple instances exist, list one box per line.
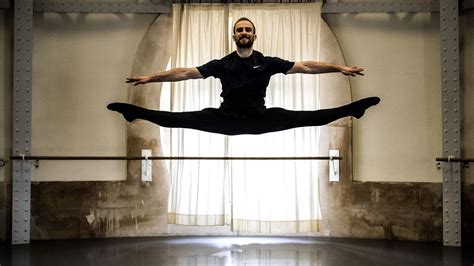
left=1, top=155, right=343, bottom=165
left=436, top=157, right=474, bottom=163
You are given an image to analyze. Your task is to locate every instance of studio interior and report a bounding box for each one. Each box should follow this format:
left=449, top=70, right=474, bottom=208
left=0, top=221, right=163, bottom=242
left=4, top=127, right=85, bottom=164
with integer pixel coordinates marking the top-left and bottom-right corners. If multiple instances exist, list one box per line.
left=0, top=0, right=473, bottom=265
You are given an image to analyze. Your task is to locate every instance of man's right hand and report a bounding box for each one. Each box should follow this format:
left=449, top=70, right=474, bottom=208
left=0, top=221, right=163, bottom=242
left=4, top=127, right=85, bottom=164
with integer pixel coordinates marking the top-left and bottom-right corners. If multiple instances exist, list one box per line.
left=126, top=76, right=152, bottom=86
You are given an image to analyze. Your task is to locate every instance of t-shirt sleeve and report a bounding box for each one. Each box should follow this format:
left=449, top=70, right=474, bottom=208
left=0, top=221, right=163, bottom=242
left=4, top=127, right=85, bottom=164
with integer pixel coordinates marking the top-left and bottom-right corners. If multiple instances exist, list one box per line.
left=196, top=59, right=224, bottom=79
left=266, top=57, right=295, bottom=75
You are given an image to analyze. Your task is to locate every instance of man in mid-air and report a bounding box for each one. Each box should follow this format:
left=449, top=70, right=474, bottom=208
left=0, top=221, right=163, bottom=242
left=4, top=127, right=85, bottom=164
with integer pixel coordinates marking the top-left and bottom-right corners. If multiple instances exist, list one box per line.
left=108, top=17, right=380, bottom=135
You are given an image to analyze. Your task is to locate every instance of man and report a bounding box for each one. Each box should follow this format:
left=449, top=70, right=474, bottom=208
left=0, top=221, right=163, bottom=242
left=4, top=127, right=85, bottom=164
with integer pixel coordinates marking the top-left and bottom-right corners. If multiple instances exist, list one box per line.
left=108, top=17, right=380, bottom=135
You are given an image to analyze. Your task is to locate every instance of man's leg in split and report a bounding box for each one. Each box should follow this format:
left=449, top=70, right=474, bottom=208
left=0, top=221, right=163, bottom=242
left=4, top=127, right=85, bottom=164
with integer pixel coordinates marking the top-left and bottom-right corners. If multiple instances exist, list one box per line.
left=107, top=96, right=380, bottom=135
left=107, top=103, right=240, bottom=135
left=253, top=97, right=381, bottom=134
left=296, top=96, right=381, bottom=126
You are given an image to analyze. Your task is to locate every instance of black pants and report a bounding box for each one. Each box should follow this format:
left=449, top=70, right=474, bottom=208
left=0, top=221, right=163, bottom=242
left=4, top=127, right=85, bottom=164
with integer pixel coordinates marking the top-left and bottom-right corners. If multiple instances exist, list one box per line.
left=136, top=106, right=352, bottom=135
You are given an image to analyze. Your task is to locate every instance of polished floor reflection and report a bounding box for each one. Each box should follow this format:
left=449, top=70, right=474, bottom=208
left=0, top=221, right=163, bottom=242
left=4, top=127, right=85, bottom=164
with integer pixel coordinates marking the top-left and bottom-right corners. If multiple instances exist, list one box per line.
left=0, top=236, right=473, bottom=265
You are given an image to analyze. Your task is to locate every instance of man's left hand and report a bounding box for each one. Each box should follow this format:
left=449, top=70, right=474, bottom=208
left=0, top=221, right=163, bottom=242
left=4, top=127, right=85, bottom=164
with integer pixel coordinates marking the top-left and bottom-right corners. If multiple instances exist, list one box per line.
left=341, top=66, right=364, bottom=76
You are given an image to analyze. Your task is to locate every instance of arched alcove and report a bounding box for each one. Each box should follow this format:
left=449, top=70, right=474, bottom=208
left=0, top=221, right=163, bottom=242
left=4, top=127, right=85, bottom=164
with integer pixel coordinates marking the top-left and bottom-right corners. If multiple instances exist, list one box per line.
left=127, top=14, right=354, bottom=235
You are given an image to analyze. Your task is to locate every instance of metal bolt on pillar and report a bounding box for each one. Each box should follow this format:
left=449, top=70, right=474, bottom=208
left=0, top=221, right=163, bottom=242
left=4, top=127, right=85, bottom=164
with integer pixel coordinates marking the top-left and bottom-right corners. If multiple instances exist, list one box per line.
left=439, top=0, right=462, bottom=247
left=12, top=0, right=33, bottom=245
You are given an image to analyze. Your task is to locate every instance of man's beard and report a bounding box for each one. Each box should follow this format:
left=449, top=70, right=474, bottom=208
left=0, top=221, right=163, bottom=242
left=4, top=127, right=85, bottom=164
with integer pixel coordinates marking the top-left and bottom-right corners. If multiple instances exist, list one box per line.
left=236, top=37, right=254, bottom=48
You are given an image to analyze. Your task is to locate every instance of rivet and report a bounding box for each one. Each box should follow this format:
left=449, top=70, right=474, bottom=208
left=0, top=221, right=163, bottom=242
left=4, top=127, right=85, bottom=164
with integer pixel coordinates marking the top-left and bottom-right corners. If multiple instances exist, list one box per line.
left=445, top=189, right=449, bottom=193
left=446, top=229, right=449, bottom=233
left=445, top=199, right=449, bottom=203
left=455, top=220, right=459, bottom=223
left=445, top=179, right=449, bottom=183
left=455, top=210, right=459, bottom=213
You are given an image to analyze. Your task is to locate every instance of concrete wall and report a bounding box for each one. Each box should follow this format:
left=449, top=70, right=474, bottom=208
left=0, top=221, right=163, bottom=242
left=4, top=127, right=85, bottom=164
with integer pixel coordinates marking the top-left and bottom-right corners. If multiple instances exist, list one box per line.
left=0, top=9, right=12, bottom=243
left=31, top=12, right=156, bottom=181
left=462, top=9, right=474, bottom=183
left=324, top=13, right=443, bottom=183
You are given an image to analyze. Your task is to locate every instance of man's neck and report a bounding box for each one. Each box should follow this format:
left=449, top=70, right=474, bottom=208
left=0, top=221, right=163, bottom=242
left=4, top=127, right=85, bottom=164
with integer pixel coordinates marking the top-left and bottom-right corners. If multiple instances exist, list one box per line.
left=236, top=47, right=254, bottom=58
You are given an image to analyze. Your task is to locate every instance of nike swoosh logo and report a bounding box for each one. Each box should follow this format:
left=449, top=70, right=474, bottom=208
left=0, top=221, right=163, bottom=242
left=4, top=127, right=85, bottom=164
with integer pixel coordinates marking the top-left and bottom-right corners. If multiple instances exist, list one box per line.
left=253, top=65, right=260, bottom=69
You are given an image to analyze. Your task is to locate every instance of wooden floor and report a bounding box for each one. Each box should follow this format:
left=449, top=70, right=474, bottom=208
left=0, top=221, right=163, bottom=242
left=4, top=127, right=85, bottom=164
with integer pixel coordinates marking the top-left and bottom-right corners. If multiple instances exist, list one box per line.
left=0, top=236, right=473, bottom=265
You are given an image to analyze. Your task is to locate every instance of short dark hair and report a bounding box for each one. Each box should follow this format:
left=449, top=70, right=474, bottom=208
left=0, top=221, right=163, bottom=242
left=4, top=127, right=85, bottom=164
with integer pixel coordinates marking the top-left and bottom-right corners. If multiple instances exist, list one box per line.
left=233, top=17, right=256, bottom=34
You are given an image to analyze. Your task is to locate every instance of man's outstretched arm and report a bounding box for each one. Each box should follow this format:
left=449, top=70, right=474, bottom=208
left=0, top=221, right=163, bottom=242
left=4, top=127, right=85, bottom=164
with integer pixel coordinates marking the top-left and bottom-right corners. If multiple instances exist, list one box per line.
left=126, top=67, right=203, bottom=86
left=286, top=61, right=364, bottom=76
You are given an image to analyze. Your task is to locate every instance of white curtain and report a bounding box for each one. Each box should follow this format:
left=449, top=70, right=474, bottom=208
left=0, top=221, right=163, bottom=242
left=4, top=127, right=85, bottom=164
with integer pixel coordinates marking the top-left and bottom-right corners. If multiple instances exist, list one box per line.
left=228, top=3, right=322, bottom=233
left=167, top=4, right=230, bottom=225
left=166, top=3, right=322, bottom=233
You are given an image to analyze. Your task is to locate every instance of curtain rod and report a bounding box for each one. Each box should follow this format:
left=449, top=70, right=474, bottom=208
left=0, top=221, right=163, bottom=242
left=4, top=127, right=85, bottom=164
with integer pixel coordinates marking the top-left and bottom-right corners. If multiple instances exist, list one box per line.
left=171, top=0, right=322, bottom=3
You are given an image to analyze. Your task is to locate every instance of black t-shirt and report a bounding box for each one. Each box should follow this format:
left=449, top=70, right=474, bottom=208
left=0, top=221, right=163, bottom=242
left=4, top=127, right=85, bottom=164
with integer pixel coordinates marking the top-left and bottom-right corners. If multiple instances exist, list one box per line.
left=197, top=50, right=294, bottom=113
